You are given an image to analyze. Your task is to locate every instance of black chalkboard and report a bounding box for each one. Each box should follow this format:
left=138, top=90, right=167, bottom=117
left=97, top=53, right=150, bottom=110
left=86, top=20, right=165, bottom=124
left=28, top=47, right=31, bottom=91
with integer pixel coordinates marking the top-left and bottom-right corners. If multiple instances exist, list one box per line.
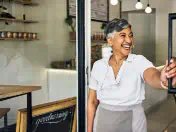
left=31, top=105, right=76, bottom=132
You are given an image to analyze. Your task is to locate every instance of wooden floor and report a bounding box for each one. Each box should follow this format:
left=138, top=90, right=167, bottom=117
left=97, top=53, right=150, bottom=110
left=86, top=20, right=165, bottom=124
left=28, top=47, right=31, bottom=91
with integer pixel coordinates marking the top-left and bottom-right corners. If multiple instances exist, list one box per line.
left=147, top=95, right=176, bottom=132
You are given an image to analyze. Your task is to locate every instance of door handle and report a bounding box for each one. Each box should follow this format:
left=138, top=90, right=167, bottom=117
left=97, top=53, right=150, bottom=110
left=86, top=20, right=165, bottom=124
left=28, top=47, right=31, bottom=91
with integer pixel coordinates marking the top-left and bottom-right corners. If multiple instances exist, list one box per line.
left=168, top=13, right=176, bottom=93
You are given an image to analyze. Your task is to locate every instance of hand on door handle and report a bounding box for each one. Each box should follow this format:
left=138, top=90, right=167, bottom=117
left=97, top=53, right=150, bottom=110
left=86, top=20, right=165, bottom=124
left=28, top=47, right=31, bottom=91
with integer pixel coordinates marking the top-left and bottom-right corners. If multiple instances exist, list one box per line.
left=160, top=57, right=176, bottom=87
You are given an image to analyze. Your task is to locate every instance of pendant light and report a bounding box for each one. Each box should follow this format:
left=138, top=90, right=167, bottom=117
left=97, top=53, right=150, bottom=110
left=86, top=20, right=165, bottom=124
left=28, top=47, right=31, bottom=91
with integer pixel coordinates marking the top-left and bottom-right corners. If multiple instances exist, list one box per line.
left=135, top=0, right=143, bottom=9
left=145, top=0, right=152, bottom=13
left=110, top=0, right=118, bottom=5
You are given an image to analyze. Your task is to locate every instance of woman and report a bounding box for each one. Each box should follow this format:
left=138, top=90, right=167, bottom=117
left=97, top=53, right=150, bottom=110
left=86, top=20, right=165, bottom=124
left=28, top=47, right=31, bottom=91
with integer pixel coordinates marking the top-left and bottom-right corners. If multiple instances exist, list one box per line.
left=87, top=18, right=176, bottom=132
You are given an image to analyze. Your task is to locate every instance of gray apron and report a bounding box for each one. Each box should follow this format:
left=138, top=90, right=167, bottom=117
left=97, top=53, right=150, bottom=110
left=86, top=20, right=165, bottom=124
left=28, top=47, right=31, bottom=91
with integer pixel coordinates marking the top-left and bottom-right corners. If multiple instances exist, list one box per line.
left=93, top=103, right=147, bottom=132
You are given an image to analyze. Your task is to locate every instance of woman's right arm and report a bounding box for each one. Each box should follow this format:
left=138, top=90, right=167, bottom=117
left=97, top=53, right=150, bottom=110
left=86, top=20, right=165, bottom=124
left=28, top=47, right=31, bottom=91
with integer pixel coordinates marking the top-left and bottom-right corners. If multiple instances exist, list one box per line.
left=87, top=88, right=99, bottom=132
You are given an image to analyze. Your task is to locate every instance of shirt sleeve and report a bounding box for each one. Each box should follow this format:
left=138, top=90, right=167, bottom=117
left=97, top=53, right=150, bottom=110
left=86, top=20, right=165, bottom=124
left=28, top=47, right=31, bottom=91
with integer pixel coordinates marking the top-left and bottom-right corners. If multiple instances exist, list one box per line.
left=89, top=62, right=98, bottom=90
left=139, top=55, right=155, bottom=81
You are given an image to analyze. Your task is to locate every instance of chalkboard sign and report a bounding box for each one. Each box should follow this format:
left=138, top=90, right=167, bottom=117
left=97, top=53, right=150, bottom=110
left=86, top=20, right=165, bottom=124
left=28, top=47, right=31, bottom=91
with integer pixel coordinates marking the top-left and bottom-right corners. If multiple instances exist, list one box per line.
left=32, top=105, right=75, bottom=132
left=16, top=97, right=77, bottom=132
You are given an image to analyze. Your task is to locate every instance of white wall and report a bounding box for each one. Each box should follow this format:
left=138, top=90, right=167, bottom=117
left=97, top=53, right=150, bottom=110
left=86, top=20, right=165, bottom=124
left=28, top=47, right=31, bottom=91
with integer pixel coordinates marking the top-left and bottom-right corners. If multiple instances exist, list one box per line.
left=24, top=0, right=76, bottom=65
left=125, top=11, right=156, bottom=63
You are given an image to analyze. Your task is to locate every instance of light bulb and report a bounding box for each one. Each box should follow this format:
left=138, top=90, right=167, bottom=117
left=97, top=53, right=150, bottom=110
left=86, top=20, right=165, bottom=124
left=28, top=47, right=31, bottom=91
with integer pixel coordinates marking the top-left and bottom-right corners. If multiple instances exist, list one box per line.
left=135, top=2, right=143, bottom=9
left=110, top=0, right=118, bottom=5
left=145, top=5, right=152, bottom=13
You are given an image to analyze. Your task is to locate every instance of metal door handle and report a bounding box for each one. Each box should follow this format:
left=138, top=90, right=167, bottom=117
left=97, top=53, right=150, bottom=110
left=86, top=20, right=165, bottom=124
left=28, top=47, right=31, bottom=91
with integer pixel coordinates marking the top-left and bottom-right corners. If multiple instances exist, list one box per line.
left=168, top=13, right=176, bottom=93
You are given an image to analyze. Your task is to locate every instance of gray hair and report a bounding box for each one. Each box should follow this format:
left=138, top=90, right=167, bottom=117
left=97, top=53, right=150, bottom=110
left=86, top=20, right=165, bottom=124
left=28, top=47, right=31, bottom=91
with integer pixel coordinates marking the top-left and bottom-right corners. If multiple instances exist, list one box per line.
left=107, top=30, right=117, bottom=39
left=104, top=18, right=131, bottom=39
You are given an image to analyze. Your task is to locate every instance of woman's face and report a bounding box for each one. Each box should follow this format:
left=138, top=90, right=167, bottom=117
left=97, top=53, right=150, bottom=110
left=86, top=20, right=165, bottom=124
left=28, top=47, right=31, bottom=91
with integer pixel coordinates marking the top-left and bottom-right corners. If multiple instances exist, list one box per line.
left=107, top=27, right=134, bottom=57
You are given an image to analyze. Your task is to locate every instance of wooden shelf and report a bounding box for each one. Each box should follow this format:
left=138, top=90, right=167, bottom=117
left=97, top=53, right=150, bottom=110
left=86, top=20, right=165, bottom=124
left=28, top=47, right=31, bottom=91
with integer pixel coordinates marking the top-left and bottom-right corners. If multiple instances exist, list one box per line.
left=122, top=8, right=155, bottom=13
left=0, top=38, right=39, bottom=41
left=70, top=40, right=107, bottom=43
left=14, top=0, right=39, bottom=6
left=4, top=0, right=39, bottom=6
left=92, top=40, right=107, bottom=43
left=0, top=18, right=38, bottom=23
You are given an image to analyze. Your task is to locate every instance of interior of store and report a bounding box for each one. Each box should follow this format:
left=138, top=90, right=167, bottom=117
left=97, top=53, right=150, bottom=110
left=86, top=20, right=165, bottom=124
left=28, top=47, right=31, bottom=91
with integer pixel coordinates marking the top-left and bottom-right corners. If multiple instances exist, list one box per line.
left=0, top=0, right=176, bottom=131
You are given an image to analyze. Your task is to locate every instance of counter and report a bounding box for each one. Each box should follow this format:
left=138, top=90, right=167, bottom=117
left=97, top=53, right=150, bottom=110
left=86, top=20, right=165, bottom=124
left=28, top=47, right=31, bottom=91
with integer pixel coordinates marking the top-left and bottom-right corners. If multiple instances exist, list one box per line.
left=144, top=65, right=167, bottom=112
left=156, top=65, right=164, bottom=71
left=47, top=69, right=77, bottom=102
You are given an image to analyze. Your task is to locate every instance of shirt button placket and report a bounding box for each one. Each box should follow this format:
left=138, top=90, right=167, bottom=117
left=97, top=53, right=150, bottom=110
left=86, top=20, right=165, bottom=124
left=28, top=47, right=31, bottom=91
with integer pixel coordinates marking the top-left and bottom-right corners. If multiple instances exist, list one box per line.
left=116, top=75, right=120, bottom=84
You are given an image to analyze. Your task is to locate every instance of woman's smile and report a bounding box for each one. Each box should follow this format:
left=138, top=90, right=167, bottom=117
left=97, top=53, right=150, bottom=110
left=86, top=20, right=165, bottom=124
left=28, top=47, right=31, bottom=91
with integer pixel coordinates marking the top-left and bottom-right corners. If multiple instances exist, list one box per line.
left=121, top=44, right=132, bottom=50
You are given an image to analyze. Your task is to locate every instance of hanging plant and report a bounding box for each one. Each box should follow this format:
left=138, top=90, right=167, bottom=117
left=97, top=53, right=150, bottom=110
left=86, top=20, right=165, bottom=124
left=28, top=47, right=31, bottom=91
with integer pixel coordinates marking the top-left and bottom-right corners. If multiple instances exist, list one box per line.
left=101, top=22, right=107, bottom=30
left=65, top=16, right=76, bottom=32
left=65, top=16, right=76, bottom=40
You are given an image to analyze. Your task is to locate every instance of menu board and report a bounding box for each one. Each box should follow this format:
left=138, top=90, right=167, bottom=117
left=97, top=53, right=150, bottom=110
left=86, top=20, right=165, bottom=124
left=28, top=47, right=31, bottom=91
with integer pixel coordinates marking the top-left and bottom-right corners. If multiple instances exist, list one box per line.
left=16, top=97, right=77, bottom=132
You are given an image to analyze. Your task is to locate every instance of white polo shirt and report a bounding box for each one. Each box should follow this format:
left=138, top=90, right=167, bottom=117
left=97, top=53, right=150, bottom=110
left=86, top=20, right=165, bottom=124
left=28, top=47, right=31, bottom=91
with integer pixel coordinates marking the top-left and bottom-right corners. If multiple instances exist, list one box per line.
left=89, top=54, right=155, bottom=106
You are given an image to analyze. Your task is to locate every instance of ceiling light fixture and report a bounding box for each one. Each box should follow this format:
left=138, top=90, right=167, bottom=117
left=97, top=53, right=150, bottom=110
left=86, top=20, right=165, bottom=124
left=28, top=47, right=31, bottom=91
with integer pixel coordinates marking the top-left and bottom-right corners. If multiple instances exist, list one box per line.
left=135, top=0, right=143, bottom=9
left=110, top=0, right=118, bottom=6
left=145, top=0, right=152, bottom=13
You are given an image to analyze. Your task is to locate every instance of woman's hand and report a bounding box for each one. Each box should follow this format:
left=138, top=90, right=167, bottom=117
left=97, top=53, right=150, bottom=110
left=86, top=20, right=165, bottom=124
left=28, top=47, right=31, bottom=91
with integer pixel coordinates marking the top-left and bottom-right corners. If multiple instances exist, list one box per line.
left=87, top=89, right=99, bottom=132
left=160, top=57, right=176, bottom=87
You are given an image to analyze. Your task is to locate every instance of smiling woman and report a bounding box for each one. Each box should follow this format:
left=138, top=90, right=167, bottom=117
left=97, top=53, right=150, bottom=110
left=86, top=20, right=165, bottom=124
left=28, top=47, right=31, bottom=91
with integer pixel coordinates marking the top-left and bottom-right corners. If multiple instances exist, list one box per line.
left=105, top=19, right=134, bottom=58
left=87, top=18, right=176, bottom=132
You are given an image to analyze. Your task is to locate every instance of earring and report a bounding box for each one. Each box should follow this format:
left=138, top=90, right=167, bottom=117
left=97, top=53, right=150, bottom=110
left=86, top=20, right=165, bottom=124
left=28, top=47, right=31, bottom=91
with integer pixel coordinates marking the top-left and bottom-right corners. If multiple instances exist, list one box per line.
left=133, top=45, right=135, bottom=48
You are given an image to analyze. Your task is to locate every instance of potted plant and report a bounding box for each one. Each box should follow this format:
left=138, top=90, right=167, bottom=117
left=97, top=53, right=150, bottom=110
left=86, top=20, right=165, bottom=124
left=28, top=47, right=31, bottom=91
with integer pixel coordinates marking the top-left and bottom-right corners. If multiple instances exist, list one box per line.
left=101, top=22, right=107, bottom=41
left=65, top=16, right=76, bottom=40
left=101, top=22, right=107, bottom=30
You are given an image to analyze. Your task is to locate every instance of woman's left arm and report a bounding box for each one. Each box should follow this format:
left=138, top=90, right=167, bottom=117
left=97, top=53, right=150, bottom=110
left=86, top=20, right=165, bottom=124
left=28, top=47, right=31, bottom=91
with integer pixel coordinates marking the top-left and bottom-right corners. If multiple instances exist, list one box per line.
left=144, top=58, right=176, bottom=89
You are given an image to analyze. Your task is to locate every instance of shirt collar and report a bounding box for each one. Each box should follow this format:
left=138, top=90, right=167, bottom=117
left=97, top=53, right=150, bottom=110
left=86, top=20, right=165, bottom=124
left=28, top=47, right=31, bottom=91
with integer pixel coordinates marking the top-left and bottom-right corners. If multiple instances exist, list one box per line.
left=103, top=53, right=134, bottom=63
